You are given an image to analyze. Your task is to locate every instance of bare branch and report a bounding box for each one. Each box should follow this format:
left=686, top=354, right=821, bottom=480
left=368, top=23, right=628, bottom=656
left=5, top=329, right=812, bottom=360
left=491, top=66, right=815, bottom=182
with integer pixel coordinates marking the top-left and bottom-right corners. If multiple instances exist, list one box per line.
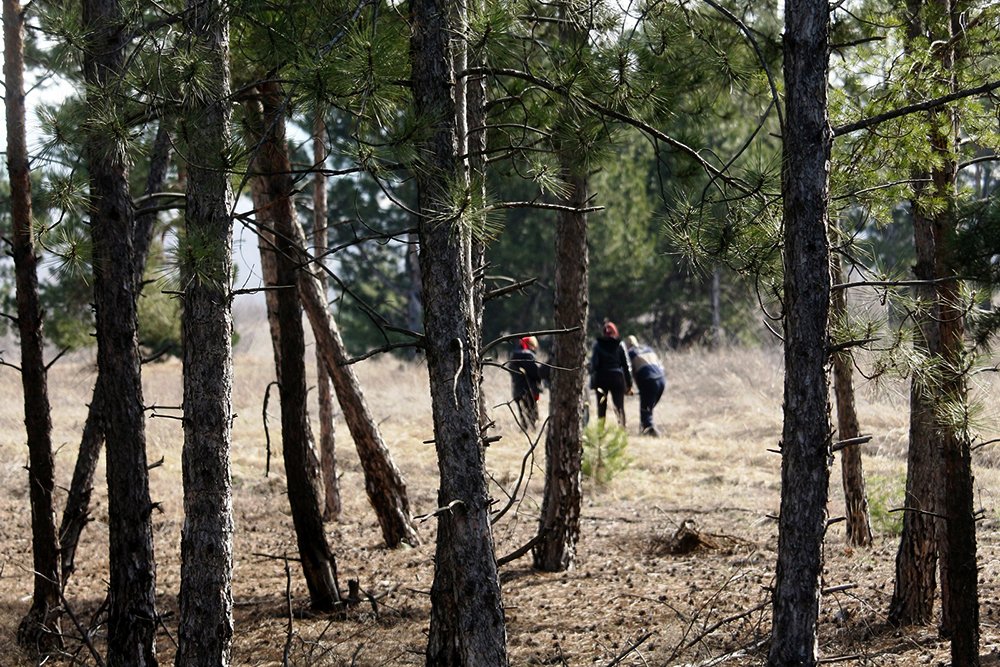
left=833, top=79, right=1000, bottom=137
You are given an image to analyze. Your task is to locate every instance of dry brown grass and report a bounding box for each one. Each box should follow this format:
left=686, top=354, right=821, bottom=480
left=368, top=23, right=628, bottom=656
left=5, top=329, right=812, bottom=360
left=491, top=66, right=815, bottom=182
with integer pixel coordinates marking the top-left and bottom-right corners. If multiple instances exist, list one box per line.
left=1, top=319, right=999, bottom=665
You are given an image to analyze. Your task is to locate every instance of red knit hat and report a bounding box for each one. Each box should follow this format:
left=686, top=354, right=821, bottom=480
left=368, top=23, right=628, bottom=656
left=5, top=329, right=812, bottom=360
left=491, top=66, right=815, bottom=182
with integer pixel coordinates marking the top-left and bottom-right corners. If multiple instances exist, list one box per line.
left=603, top=321, right=618, bottom=338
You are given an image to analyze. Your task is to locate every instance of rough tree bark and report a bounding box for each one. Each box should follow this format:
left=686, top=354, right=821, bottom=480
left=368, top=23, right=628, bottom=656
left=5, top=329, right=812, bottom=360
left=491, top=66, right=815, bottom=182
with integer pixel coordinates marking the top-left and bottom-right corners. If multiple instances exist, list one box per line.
left=533, top=0, right=589, bottom=574
left=830, top=255, right=873, bottom=547
left=313, top=109, right=342, bottom=522
left=5, top=0, right=61, bottom=647
left=82, top=0, right=158, bottom=660
left=174, top=0, right=235, bottom=662
left=246, top=90, right=417, bottom=548
left=533, top=166, right=588, bottom=572
left=888, top=0, right=941, bottom=627
left=410, top=0, right=508, bottom=660
left=59, top=122, right=172, bottom=586
left=929, top=2, right=978, bottom=658
left=245, top=86, right=341, bottom=611
left=768, top=0, right=832, bottom=662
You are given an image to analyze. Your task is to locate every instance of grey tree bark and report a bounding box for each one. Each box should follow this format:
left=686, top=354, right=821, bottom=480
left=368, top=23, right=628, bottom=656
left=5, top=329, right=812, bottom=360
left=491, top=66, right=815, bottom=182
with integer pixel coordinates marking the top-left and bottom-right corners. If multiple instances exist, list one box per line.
left=830, top=255, right=873, bottom=547
left=59, top=122, right=172, bottom=587
left=245, top=85, right=342, bottom=611
left=533, top=0, right=589, bottom=574
left=768, top=0, right=832, bottom=662
left=82, top=0, right=158, bottom=660
left=174, top=0, right=235, bottom=662
left=313, top=109, right=342, bottom=522
left=410, top=0, right=508, bottom=660
left=5, top=0, right=61, bottom=647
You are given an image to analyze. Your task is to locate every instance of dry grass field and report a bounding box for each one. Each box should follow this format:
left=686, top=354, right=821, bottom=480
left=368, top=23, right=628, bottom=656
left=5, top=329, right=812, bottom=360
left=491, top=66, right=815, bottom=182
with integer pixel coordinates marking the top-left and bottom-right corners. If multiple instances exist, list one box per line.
left=1, top=313, right=1000, bottom=665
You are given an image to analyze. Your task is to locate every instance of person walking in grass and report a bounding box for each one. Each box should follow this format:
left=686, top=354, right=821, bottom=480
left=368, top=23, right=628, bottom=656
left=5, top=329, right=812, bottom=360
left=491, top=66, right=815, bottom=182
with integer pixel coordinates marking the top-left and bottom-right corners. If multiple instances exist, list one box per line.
left=509, top=335, right=543, bottom=428
left=625, top=335, right=666, bottom=436
left=589, top=321, right=632, bottom=427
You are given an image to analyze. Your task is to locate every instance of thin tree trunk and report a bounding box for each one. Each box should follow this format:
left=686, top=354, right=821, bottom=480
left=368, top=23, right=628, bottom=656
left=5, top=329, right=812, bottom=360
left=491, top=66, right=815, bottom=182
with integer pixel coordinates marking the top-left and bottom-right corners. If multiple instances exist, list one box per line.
left=467, top=0, right=489, bottom=428
left=59, top=120, right=172, bottom=588
left=174, top=0, right=235, bottom=661
left=5, top=0, right=61, bottom=648
left=82, top=0, right=158, bottom=660
left=931, top=3, right=978, bottom=656
left=410, top=0, right=507, bottom=660
left=888, top=0, right=940, bottom=627
left=890, top=179, right=940, bottom=622
left=406, top=231, right=422, bottom=348
left=533, top=167, right=588, bottom=572
left=768, top=0, right=832, bottom=662
left=533, top=0, right=589, bottom=574
left=313, top=109, right=342, bottom=522
left=830, top=254, right=873, bottom=547
left=245, top=86, right=341, bottom=611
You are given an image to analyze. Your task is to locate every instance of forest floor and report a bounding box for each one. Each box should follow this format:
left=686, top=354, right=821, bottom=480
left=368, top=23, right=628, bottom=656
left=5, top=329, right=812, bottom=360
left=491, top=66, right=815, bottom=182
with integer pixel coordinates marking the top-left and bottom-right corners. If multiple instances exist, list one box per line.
left=1, top=318, right=1000, bottom=666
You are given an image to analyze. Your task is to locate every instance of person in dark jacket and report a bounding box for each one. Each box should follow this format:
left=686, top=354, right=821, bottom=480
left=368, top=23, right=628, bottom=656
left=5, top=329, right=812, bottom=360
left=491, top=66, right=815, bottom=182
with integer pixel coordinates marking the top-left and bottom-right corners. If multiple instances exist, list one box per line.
left=590, top=321, right=632, bottom=427
left=510, top=336, right=542, bottom=402
left=626, top=335, right=666, bottom=436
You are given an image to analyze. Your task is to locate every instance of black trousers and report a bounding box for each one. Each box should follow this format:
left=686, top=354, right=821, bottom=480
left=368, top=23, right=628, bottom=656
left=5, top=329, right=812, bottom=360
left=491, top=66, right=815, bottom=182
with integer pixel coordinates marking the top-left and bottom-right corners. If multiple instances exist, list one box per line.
left=594, top=370, right=627, bottom=427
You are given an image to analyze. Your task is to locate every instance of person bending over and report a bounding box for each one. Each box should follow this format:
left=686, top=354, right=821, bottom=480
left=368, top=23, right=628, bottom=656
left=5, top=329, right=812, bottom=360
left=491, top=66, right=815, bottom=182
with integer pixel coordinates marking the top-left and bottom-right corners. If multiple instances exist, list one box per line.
left=626, top=335, right=666, bottom=436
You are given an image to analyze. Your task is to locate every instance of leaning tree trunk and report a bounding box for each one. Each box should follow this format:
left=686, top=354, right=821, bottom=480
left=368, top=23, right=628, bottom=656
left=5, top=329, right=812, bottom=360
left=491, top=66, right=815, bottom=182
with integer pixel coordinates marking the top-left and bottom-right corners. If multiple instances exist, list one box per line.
left=5, top=0, right=61, bottom=648
left=246, top=87, right=417, bottom=548
left=59, top=120, right=172, bottom=588
left=174, top=0, right=235, bottom=662
left=830, top=254, right=873, bottom=547
left=532, top=0, right=590, bottom=575
left=245, top=88, right=341, bottom=611
left=768, top=0, right=832, bottom=663
left=82, top=0, right=158, bottom=661
left=312, top=109, right=342, bottom=522
left=411, top=0, right=508, bottom=661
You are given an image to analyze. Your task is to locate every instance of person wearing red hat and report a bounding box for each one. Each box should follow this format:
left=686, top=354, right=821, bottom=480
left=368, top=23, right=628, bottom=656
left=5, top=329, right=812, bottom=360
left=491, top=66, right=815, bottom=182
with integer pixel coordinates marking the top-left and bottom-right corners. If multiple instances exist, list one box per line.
left=589, top=321, right=632, bottom=427
left=509, top=335, right=542, bottom=429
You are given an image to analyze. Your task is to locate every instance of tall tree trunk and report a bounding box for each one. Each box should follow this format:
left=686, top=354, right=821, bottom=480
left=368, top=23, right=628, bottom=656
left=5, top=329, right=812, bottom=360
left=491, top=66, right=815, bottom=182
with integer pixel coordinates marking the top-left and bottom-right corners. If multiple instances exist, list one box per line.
left=533, top=167, right=588, bottom=572
left=59, top=121, right=172, bottom=588
left=5, top=0, right=62, bottom=648
left=533, top=0, right=589, bottom=574
left=313, top=109, right=342, bottom=522
left=467, top=0, right=488, bottom=430
left=888, top=0, right=940, bottom=627
left=174, top=0, right=235, bottom=662
left=410, top=0, right=508, bottom=660
left=830, top=254, right=873, bottom=547
left=245, top=87, right=341, bottom=611
left=406, top=231, right=423, bottom=345
left=82, top=0, right=158, bottom=661
left=930, top=2, right=978, bottom=658
left=768, top=0, right=832, bottom=662
left=245, top=93, right=416, bottom=548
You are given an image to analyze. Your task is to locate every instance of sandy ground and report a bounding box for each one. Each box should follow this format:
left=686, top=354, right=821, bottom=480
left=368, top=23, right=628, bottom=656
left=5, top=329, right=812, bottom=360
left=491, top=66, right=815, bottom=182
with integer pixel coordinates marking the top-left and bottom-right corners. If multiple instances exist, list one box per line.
left=0, top=322, right=999, bottom=665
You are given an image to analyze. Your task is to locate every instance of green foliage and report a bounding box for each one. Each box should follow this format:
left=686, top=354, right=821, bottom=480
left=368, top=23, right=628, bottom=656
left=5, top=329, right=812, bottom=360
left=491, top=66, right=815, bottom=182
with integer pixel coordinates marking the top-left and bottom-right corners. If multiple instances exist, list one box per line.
left=137, top=283, right=182, bottom=359
left=582, top=422, right=631, bottom=485
left=865, top=473, right=905, bottom=536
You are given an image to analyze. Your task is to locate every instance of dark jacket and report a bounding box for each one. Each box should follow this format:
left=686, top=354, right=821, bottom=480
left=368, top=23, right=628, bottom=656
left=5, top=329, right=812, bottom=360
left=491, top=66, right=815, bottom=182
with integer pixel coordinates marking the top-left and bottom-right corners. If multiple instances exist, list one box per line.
left=510, top=349, right=542, bottom=398
left=590, top=337, right=632, bottom=389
